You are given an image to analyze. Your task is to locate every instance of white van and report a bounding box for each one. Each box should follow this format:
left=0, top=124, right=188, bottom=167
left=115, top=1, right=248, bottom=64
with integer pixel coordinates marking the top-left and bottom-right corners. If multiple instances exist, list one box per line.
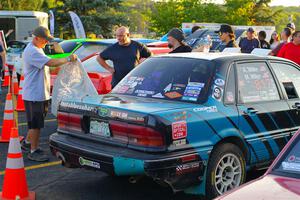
left=0, top=11, right=48, bottom=41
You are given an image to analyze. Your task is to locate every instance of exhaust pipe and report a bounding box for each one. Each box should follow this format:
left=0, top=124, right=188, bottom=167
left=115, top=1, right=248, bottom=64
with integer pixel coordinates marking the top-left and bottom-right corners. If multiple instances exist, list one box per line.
left=128, top=176, right=143, bottom=184
left=56, top=151, right=66, bottom=163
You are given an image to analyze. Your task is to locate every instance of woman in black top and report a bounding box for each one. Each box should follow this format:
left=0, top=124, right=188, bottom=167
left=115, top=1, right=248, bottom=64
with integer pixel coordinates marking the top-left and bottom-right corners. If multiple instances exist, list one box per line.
left=216, top=24, right=238, bottom=51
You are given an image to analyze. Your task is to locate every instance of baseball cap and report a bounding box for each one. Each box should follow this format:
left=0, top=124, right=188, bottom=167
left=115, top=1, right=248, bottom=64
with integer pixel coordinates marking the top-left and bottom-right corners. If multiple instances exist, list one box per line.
left=33, top=26, right=54, bottom=41
left=167, top=28, right=184, bottom=42
left=287, top=23, right=296, bottom=30
left=215, top=24, right=234, bottom=34
left=247, top=27, right=255, bottom=33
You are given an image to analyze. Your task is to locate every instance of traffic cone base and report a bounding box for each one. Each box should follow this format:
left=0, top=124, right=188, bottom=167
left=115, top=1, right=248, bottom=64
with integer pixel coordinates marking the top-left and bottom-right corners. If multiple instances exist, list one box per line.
left=0, top=191, right=35, bottom=200
left=0, top=128, right=35, bottom=200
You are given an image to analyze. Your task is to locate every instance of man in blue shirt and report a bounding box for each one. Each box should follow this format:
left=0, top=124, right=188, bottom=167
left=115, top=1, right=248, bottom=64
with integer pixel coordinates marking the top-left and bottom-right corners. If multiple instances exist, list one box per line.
left=239, top=27, right=260, bottom=53
left=22, top=26, right=77, bottom=162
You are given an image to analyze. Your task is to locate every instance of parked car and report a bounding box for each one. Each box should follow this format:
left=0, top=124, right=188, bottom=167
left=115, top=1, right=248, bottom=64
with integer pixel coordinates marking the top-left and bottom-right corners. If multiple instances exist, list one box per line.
left=50, top=53, right=300, bottom=198
left=50, top=53, right=300, bottom=199
left=215, top=129, right=300, bottom=200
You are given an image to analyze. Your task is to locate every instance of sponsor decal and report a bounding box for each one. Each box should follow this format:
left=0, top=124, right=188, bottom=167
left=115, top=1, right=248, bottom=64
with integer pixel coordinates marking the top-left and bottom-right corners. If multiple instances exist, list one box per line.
left=182, top=82, right=204, bottom=102
left=212, top=86, right=223, bottom=101
left=172, top=121, right=187, bottom=140
left=193, top=106, right=218, bottom=113
left=152, top=93, right=165, bottom=98
left=135, top=90, right=155, bottom=96
left=79, top=157, right=100, bottom=169
left=127, top=116, right=145, bottom=122
left=176, top=162, right=200, bottom=175
left=60, top=101, right=95, bottom=112
left=214, top=78, right=225, bottom=86
left=110, top=111, right=128, bottom=119
left=98, top=107, right=109, bottom=117
left=165, top=91, right=182, bottom=99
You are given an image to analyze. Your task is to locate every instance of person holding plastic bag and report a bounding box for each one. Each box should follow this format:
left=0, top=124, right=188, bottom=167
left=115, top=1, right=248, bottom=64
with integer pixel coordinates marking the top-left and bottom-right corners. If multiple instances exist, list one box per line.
left=21, top=26, right=77, bottom=162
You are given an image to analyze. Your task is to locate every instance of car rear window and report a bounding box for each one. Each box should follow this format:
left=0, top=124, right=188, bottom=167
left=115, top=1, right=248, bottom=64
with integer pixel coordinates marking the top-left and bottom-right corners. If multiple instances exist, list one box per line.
left=59, top=41, right=79, bottom=53
left=271, top=135, right=300, bottom=179
left=112, top=57, right=214, bottom=103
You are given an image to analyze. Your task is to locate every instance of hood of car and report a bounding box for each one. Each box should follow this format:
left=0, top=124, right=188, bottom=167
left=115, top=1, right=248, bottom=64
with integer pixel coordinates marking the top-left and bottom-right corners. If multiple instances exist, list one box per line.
left=217, top=175, right=300, bottom=200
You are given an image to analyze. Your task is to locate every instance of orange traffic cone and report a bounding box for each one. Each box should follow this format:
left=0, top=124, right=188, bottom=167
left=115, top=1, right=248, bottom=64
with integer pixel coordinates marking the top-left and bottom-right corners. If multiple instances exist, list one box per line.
left=0, top=128, right=36, bottom=200
left=16, top=75, right=25, bottom=112
left=12, top=68, right=19, bottom=95
left=0, top=93, right=14, bottom=143
left=2, top=64, right=10, bottom=87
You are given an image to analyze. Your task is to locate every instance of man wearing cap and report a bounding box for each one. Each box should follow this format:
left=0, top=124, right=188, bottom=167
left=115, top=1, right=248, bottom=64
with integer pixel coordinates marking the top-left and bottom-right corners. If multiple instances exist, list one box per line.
left=215, top=24, right=238, bottom=52
left=239, top=27, right=260, bottom=53
left=97, top=26, right=152, bottom=88
left=167, top=28, right=192, bottom=53
left=21, top=26, right=77, bottom=162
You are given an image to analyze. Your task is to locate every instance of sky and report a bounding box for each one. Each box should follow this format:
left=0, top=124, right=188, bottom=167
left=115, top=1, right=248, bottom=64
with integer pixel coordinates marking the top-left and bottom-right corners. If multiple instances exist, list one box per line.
left=212, top=0, right=300, bottom=7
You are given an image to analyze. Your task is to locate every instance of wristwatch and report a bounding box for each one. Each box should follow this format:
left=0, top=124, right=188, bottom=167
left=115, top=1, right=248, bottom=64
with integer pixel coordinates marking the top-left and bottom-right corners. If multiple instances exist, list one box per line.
left=67, top=57, right=71, bottom=62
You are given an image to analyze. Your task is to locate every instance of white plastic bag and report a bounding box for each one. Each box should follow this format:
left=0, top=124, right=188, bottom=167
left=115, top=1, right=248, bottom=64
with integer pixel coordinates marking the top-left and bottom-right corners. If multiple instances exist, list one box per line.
left=51, top=60, right=98, bottom=116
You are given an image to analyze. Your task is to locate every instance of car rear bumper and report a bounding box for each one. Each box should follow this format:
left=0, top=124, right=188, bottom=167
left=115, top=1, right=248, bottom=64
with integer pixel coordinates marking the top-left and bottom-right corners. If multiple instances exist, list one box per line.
left=49, top=132, right=205, bottom=191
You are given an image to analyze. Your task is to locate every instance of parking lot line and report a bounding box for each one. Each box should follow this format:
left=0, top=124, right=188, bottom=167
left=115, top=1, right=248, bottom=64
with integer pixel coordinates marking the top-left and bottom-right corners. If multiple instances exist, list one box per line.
left=0, top=161, right=62, bottom=176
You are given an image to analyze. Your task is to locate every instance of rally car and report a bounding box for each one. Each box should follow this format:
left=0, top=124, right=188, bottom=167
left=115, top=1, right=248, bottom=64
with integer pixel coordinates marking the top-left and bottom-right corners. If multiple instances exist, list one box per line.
left=50, top=53, right=300, bottom=199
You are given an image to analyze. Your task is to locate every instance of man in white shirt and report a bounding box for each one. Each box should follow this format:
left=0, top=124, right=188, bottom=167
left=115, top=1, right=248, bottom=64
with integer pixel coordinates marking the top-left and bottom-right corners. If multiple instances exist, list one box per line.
left=22, top=26, right=77, bottom=162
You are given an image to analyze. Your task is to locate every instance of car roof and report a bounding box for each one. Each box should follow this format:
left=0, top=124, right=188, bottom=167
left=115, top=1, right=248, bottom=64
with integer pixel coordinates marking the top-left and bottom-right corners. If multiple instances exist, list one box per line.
left=155, top=52, right=294, bottom=63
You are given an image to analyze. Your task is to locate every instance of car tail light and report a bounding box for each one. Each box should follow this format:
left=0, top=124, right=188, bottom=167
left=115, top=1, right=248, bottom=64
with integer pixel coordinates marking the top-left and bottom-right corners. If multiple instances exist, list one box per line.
left=109, top=120, right=164, bottom=149
left=57, top=112, right=82, bottom=133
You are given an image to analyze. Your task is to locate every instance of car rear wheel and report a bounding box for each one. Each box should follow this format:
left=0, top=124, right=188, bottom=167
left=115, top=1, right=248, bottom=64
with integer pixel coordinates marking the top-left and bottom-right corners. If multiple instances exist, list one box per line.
left=206, top=143, right=246, bottom=199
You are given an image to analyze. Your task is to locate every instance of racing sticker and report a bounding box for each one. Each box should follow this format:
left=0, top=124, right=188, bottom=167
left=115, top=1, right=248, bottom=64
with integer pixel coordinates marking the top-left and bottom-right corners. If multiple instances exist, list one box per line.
left=164, top=83, right=172, bottom=93
left=182, top=82, right=204, bottom=102
left=212, top=85, right=223, bottom=101
left=110, top=110, right=128, bottom=119
left=214, top=78, right=225, bottom=86
left=135, top=90, right=155, bottom=97
left=79, top=157, right=100, bottom=169
left=98, top=107, right=109, bottom=117
left=165, top=91, right=182, bottom=99
left=152, top=93, right=165, bottom=98
left=193, top=106, right=218, bottom=113
left=172, top=121, right=187, bottom=140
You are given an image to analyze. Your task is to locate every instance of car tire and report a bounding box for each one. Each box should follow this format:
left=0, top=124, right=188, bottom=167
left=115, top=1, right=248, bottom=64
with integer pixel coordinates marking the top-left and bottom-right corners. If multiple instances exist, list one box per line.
left=206, top=143, right=246, bottom=199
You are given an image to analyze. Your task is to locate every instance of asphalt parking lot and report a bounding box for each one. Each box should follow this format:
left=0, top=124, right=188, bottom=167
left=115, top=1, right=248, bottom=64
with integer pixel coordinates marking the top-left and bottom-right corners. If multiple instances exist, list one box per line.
left=0, top=87, right=264, bottom=200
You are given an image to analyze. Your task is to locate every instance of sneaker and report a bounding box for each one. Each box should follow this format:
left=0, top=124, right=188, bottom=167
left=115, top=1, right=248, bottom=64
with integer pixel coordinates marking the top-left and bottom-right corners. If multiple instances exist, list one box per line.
left=21, top=140, right=31, bottom=152
left=28, top=148, right=49, bottom=162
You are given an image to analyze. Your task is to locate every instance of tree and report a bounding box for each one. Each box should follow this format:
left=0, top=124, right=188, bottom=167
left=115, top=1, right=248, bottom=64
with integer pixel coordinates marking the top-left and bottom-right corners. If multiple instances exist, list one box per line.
left=0, top=0, right=45, bottom=10
left=46, top=0, right=129, bottom=38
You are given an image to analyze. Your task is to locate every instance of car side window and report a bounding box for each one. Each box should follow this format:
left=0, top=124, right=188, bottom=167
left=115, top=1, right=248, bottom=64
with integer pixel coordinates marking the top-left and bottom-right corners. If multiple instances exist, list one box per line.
left=271, top=62, right=300, bottom=99
left=224, top=65, right=235, bottom=104
left=236, top=62, right=280, bottom=103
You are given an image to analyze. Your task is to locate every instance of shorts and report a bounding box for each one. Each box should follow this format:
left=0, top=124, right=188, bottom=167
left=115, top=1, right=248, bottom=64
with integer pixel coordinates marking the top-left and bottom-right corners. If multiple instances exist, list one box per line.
left=24, top=100, right=49, bottom=129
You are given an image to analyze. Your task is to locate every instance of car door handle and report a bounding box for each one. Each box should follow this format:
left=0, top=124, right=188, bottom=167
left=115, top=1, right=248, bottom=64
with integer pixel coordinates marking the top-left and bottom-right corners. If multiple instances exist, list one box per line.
left=292, top=102, right=300, bottom=110
left=244, top=108, right=258, bottom=114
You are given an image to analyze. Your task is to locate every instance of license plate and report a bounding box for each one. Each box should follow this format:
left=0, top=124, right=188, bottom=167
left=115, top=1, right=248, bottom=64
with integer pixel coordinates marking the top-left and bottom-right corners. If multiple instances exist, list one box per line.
left=90, top=120, right=111, bottom=137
